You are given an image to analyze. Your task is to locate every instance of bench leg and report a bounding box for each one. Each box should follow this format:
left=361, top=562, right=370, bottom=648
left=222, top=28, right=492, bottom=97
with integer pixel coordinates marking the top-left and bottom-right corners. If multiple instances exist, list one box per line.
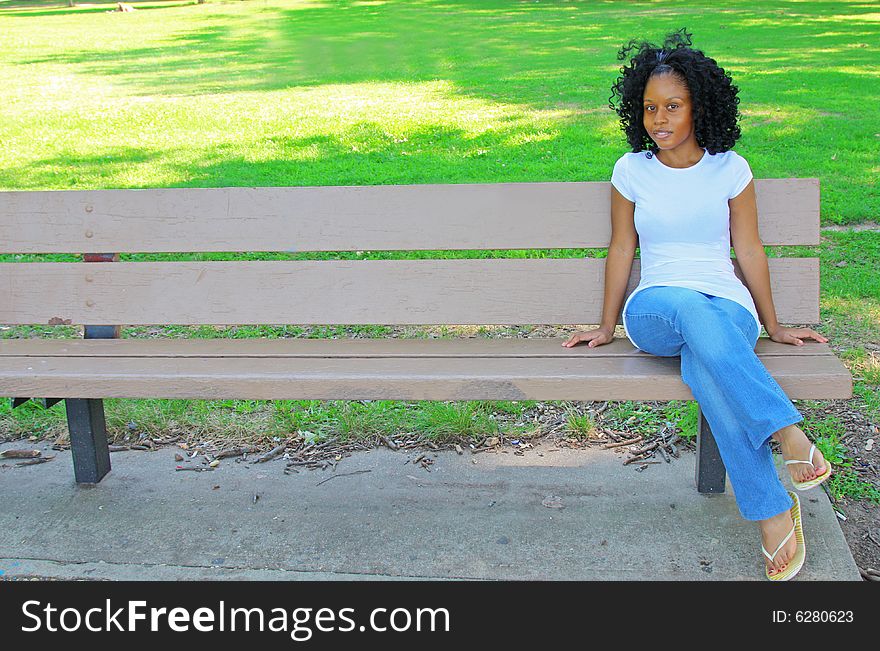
left=695, top=405, right=726, bottom=494
left=61, top=311, right=119, bottom=484
left=64, top=398, right=111, bottom=484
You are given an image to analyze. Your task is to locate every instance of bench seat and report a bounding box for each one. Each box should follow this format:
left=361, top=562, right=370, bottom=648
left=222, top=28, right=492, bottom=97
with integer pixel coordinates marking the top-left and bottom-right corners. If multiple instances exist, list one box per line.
left=0, top=338, right=852, bottom=402
left=1, top=179, right=850, bottom=487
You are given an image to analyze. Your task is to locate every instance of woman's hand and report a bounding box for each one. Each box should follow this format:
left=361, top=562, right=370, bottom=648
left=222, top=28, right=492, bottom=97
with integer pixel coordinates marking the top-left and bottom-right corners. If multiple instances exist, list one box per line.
left=766, top=325, right=828, bottom=346
left=561, top=326, right=614, bottom=348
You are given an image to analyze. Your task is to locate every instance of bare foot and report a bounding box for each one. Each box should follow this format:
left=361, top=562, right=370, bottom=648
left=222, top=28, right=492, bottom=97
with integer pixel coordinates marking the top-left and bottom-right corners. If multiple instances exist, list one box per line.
left=773, top=425, right=827, bottom=484
left=760, top=507, right=797, bottom=577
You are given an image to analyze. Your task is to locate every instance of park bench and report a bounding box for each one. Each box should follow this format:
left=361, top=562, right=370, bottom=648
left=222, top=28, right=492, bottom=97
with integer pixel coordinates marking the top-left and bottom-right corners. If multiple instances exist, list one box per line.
left=0, top=180, right=852, bottom=490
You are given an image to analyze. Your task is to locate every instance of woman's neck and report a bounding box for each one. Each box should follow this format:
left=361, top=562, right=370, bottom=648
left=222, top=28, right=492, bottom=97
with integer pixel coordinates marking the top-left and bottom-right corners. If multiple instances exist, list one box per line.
left=656, top=145, right=705, bottom=169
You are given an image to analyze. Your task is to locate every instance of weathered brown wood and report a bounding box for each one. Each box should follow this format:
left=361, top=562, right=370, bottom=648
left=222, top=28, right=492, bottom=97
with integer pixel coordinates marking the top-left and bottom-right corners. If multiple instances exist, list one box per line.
left=0, top=179, right=819, bottom=253
left=0, top=258, right=819, bottom=326
left=0, top=337, right=842, bottom=358
left=0, top=350, right=852, bottom=401
left=82, top=253, right=121, bottom=340
left=752, top=178, right=819, bottom=244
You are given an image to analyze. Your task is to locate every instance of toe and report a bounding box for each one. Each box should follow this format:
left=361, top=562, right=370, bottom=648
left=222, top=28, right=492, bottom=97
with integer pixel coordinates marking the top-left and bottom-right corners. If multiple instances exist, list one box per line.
left=797, top=465, right=816, bottom=483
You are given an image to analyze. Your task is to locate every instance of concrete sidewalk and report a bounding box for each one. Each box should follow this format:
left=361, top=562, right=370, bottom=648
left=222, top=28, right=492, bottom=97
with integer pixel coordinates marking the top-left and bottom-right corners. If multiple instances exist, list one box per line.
left=0, top=440, right=861, bottom=581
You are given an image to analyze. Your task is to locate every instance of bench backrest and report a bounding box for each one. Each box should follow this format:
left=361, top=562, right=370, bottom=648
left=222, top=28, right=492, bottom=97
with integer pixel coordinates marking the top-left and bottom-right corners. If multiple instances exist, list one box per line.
left=0, top=180, right=820, bottom=326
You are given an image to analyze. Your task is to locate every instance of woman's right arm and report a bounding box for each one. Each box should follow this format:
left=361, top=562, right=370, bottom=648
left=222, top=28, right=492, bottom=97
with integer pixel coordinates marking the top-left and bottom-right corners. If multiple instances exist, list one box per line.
left=562, top=186, right=637, bottom=347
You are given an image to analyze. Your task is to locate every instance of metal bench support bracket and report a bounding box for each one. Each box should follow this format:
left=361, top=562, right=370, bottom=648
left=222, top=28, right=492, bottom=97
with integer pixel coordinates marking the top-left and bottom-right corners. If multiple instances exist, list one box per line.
left=64, top=397, right=111, bottom=483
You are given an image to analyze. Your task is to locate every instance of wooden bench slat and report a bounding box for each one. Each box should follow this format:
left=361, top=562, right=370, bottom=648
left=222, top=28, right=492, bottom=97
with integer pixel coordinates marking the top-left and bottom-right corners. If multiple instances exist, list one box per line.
left=0, top=337, right=841, bottom=358
left=0, top=258, right=819, bottom=326
left=0, top=352, right=851, bottom=401
left=0, top=179, right=819, bottom=253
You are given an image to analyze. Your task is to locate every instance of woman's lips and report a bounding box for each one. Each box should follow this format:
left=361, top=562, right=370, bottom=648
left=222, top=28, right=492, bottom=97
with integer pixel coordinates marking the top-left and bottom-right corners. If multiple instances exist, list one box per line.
left=653, top=130, right=672, bottom=139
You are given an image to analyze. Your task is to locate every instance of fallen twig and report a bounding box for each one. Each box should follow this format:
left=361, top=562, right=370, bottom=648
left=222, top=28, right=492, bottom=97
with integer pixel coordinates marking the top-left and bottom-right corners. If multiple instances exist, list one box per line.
left=658, top=444, right=671, bottom=463
left=252, top=443, right=286, bottom=464
left=859, top=567, right=880, bottom=582
left=601, top=437, right=642, bottom=449
left=0, top=449, right=41, bottom=459
left=623, top=452, right=652, bottom=466
left=286, top=459, right=326, bottom=467
left=316, top=469, right=372, bottom=486
left=16, top=455, right=55, bottom=466
left=308, top=438, right=339, bottom=451
left=215, top=446, right=258, bottom=460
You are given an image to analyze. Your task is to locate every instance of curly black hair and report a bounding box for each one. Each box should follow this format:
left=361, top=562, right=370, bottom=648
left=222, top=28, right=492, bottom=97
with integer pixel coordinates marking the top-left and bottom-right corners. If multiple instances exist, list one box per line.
left=609, top=29, right=742, bottom=155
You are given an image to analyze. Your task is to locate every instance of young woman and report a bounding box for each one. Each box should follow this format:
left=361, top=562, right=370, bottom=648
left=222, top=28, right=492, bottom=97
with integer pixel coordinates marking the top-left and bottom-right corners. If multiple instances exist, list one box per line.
left=562, top=29, right=832, bottom=580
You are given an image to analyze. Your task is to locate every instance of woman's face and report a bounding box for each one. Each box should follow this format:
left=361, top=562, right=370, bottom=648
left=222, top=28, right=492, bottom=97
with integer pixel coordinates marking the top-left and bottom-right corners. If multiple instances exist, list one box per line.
left=642, top=72, right=698, bottom=154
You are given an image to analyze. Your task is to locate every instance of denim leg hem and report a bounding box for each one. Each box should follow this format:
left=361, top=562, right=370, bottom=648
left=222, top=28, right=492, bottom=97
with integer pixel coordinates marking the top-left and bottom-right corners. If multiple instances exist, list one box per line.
left=751, top=413, right=805, bottom=451
left=737, top=492, right=795, bottom=522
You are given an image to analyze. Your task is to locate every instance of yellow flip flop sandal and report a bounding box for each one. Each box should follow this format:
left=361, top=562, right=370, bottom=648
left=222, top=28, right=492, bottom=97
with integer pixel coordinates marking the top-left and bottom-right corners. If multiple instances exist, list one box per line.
left=785, top=444, right=832, bottom=491
left=763, top=491, right=805, bottom=581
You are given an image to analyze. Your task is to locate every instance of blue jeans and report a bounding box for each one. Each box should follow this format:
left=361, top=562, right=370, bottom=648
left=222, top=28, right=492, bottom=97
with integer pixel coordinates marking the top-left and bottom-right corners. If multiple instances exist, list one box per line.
left=623, top=285, right=803, bottom=521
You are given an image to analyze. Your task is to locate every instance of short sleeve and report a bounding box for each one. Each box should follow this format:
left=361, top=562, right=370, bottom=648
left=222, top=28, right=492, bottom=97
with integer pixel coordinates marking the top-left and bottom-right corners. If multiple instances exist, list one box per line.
left=610, top=155, right=635, bottom=202
left=729, top=152, right=753, bottom=199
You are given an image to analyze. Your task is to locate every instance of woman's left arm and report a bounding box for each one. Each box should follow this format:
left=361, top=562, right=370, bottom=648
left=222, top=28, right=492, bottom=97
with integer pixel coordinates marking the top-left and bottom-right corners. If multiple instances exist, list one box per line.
left=729, top=181, right=828, bottom=346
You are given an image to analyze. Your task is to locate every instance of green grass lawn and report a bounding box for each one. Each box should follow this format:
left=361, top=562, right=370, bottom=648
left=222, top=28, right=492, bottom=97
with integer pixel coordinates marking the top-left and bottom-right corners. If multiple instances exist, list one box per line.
left=0, top=0, right=878, bottom=499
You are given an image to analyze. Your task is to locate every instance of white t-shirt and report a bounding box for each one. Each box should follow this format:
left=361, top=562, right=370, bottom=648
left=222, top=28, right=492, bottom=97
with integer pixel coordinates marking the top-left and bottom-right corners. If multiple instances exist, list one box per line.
left=610, top=148, right=761, bottom=350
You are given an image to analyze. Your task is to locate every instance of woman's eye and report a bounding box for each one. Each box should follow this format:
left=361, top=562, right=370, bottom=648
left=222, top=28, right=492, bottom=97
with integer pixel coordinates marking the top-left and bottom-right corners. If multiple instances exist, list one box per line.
left=645, top=105, right=655, bottom=112
left=668, top=104, right=678, bottom=110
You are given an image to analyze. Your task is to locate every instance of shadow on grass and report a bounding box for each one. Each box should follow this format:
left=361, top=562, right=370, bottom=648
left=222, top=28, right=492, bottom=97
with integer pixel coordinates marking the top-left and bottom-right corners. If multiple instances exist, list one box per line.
left=0, top=147, right=161, bottom=189
left=0, top=112, right=619, bottom=189
left=0, top=1, right=194, bottom=12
